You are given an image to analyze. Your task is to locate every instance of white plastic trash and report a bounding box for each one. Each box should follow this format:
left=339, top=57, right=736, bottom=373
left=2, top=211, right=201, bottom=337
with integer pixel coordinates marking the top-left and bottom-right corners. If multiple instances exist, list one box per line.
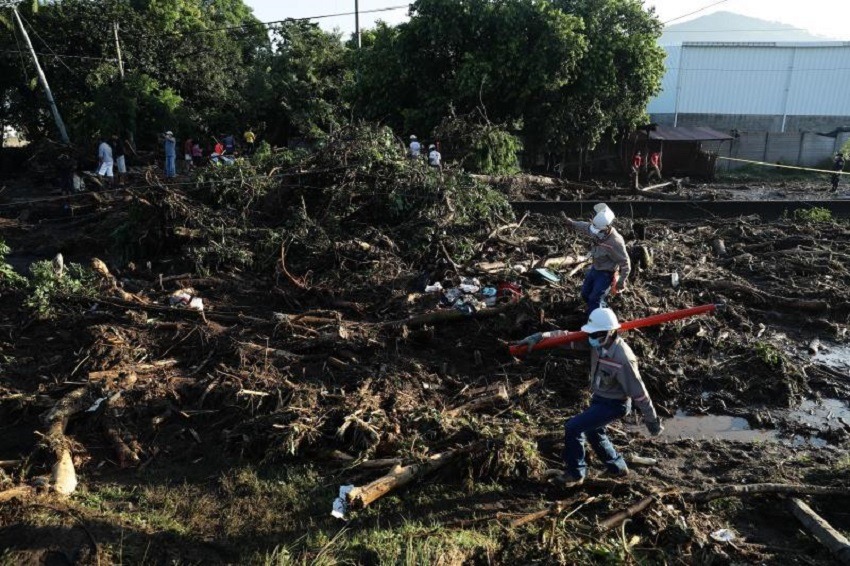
left=424, top=283, right=443, bottom=293
left=189, top=297, right=204, bottom=312
left=331, top=485, right=354, bottom=520
left=671, top=271, right=680, bottom=288
left=710, top=528, right=735, bottom=543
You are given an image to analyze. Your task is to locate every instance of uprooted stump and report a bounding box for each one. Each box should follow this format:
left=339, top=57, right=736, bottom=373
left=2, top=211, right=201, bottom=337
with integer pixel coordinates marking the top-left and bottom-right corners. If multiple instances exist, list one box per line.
left=43, top=388, right=91, bottom=495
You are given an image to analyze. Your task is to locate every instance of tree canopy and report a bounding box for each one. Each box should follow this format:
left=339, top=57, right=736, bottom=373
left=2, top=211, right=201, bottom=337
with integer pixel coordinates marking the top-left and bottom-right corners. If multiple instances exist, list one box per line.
left=0, top=0, right=665, bottom=163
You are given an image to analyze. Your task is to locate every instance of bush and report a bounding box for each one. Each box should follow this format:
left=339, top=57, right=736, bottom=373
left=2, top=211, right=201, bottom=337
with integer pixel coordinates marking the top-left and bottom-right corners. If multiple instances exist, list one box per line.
left=794, top=207, right=833, bottom=223
left=0, top=240, right=25, bottom=289
left=434, top=111, right=523, bottom=175
left=25, top=260, right=97, bottom=317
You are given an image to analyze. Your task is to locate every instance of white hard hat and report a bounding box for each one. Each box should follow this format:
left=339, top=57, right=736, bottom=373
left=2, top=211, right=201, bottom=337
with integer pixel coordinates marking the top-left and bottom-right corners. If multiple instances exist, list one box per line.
left=582, top=308, right=621, bottom=334
left=410, top=135, right=417, bottom=140
left=591, top=203, right=615, bottom=233
left=429, top=144, right=436, bottom=149
left=165, top=131, right=173, bottom=136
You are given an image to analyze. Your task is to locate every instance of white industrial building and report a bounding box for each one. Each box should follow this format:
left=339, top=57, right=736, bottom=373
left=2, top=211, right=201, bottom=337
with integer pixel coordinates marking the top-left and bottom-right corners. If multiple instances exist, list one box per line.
left=647, top=42, right=850, bottom=167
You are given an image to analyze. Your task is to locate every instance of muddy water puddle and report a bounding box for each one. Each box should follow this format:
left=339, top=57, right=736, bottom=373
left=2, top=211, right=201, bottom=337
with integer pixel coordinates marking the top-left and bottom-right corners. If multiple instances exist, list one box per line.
left=633, top=398, right=849, bottom=447
left=813, top=344, right=850, bottom=374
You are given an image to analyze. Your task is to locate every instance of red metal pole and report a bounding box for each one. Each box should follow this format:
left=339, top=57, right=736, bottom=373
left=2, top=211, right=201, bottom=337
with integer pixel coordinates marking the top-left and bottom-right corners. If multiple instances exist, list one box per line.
left=510, top=304, right=721, bottom=357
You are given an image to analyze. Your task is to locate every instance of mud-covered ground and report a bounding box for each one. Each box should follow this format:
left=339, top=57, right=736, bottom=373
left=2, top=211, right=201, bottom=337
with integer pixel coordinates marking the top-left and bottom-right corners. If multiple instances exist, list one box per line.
left=0, top=164, right=849, bottom=565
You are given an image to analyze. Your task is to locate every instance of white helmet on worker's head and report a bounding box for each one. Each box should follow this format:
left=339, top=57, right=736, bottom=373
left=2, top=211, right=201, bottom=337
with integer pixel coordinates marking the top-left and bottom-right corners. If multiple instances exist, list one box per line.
left=410, top=135, right=417, bottom=140
left=582, top=307, right=621, bottom=334
left=429, top=144, right=436, bottom=150
left=590, top=203, right=615, bottom=236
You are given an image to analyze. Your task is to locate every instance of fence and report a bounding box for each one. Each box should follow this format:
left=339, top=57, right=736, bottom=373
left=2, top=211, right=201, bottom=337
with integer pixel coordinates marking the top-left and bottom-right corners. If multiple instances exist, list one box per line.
left=720, top=131, right=850, bottom=171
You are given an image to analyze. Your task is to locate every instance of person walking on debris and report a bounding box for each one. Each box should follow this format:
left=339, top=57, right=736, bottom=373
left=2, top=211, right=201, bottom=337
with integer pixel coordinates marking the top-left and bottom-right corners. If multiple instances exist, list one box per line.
left=428, top=143, right=442, bottom=169
left=514, top=307, right=663, bottom=486
left=97, top=135, right=114, bottom=187
left=565, top=203, right=631, bottom=316
left=243, top=127, right=256, bottom=156
left=647, top=150, right=662, bottom=184
left=832, top=153, right=845, bottom=191
left=162, top=131, right=177, bottom=178
left=409, top=135, right=421, bottom=159
left=630, top=151, right=642, bottom=190
left=111, top=134, right=128, bottom=187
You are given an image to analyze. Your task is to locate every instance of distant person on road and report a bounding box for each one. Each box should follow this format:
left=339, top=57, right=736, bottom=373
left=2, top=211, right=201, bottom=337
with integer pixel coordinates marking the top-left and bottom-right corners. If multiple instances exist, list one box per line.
left=243, top=128, right=256, bottom=156
left=832, top=153, right=845, bottom=191
left=163, top=131, right=177, bottom=178
left=630, top=151, right=643, bottom=190
left=513, top=307, right=663, bottom=486
left=97, top=136, right=114, bottom=187
left=564, top=203, right=631, bottom=316
left=647, top=150, right=662, bottom=183
left=409, top=135, right=421, bottom=159
left=428, top=143, right=441, bottom=169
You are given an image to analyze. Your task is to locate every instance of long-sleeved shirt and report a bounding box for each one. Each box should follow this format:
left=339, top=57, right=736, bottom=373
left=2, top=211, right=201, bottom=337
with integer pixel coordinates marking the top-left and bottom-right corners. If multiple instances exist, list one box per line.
left=164, top=137, right=176, bottom=157
left=589, top=337, right=657, bottom=422
left=569, top=220, right=631, bottom=286
left=97, top=142, right=113, bottom=164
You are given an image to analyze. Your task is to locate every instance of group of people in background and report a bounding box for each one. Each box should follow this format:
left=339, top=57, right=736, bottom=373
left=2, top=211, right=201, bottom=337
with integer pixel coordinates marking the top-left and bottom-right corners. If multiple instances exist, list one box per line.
left=408, top=135, right=442, bottom=169
left=630, top=149, right=663, bottom=190
left=95, top=127, right=259, bottom=185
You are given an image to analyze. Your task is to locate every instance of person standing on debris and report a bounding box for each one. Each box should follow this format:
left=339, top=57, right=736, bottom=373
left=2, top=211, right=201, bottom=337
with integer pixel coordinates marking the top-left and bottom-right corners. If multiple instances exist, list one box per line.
left=110, top=134, right=127, bottom=187
left=163, top=131, right=177, bottom=178
left=244, top=127, right=256, bottom=156
left=223, top=133, right=236, bottom=156
left=409, top=135, right=421, bottom=159
left=192, top=140, right=203, bottom=166
left=564, top=203, right=631, bottom=316
left=647, top=150, right=662, bottom=184
left=832, top=153, right=845, bottom=191
left=428, top=143, right=442, bottom=169
left=514, top=308, right=663, bottom=486
left=97, top=136, right=114, bottom=187
left=183, top=137, right=195, bottom=173
left=630, top=151, right=643, bottom=190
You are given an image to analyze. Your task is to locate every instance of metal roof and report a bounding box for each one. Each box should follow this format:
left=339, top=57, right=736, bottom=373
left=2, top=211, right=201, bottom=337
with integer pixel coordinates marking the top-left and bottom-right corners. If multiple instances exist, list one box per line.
left=646, top=125, right=733, bottom=141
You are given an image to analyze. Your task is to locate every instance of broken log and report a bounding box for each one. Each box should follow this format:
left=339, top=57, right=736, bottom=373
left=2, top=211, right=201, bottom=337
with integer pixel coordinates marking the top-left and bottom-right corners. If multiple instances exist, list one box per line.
left=43, top=388, right=90, bottom=495
left=689, top=483, right=850, bottom=503
left=510, top=495, right=593, bottom=528
left=346, top=443, right=483, bottom=510
left=104, top=411, right=140, bottom=469
left=789, top=497, right=850, bottom=564
left=386, top=302, right=518, bottom=329
left=0, top=486, right=32, bottom=503
left=597, top=491, right=674, bottom=532
left=447, top=384, right=509, bottom=417
left=0, top=460, right=21, bottom=468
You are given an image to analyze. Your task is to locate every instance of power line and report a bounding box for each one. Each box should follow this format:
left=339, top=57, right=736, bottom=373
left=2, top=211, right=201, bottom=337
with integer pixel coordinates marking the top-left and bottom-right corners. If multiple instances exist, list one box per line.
left=0, top=48, right=116, bottom=62
left=662, top=0, right=730, bottom=25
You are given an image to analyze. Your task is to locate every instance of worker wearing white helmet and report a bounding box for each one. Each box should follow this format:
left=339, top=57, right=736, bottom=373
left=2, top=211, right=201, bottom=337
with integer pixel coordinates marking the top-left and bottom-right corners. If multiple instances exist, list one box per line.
left=565, top=203, right=631, bottom=315
left=514, top=307, right=662, bottom=486
left=409, top=135, right=421, bottom=158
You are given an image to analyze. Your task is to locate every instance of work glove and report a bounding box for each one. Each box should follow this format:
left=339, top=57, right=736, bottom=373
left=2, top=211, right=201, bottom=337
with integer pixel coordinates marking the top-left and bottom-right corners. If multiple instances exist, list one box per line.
left=646, top=419, right=664, bottom=437
left=515, top=332, right=544, bottom=353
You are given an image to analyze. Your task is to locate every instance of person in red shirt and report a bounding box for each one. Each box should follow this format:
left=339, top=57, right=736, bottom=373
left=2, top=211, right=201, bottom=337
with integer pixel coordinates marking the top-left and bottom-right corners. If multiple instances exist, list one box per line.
left=630, top=151, right=643, bottom=190
left=647, top=151, right=662, bottom=183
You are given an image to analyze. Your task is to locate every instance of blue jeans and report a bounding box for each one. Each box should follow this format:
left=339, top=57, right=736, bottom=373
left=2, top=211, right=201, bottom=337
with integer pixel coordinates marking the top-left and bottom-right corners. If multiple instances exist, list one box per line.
left=165, top=155, right=176, bottom=177
left=581, top=267, right=614, bottom=316
left=563, top=395, right=630, bottom=479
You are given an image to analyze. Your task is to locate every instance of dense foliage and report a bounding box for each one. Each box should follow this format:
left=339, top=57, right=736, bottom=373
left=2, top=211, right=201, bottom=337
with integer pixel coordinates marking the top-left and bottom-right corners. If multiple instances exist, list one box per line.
left=0, top=0, right=665, bottom=167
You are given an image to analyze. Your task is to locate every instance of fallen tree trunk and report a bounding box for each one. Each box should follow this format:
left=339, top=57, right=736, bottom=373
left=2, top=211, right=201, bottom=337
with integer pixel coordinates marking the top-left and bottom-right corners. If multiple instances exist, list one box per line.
left=0, top=486, right=32, bottom=503
left=346, top=443, right=484, bottom=510
left=689, top=483, right=850, bottom=503
left=686, top=278, right=828, bottom=312
left=43, top=388, right=90, bottom=496
left=789, top=497, right=850, bottom=564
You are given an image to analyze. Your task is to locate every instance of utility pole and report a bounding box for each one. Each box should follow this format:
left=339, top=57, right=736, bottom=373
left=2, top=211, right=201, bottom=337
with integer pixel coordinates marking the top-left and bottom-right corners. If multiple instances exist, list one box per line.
left=355, top=0, right=361, bottom=49
left=1, top=0, right=70, bottom=144
left=113, top=20, right=125, bottom=80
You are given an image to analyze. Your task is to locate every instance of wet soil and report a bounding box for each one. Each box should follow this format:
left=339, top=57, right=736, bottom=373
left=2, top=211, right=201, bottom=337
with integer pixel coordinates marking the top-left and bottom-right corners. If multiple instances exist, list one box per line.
left=0, top=171, right=848, bottom=564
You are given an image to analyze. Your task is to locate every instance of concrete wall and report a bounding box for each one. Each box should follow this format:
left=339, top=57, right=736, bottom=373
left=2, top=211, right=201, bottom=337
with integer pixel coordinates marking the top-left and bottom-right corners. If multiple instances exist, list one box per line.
left=649, top=113, right=850, bottom=133
left=716, top=131, right=850, bottom=171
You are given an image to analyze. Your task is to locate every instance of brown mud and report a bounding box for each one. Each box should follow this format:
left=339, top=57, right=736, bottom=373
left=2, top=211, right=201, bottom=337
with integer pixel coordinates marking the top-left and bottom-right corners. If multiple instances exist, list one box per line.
left=0, top=161, right=849, bottom=564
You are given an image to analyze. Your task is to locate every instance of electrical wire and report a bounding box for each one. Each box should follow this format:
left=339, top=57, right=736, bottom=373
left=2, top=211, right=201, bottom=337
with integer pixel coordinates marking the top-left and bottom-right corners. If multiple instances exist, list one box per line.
left=18, top=10, right=76, bottom=75
left=662, top=0, right=730, bottom=25
left=0, top=48, right=116, bottom=62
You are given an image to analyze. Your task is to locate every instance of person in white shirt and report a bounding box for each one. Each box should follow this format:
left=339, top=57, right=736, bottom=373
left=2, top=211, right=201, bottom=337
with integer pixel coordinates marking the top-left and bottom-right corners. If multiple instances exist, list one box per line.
left=97, top=136, right=114, bottom=186
left=428, top=144, right=441, bottom=168
left=409, top=135, right=421, bottom=158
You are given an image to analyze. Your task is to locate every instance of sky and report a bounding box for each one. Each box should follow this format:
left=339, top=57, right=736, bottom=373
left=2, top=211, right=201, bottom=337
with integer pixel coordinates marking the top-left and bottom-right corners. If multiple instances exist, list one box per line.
left=244, top=0, right=850, bottom=40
